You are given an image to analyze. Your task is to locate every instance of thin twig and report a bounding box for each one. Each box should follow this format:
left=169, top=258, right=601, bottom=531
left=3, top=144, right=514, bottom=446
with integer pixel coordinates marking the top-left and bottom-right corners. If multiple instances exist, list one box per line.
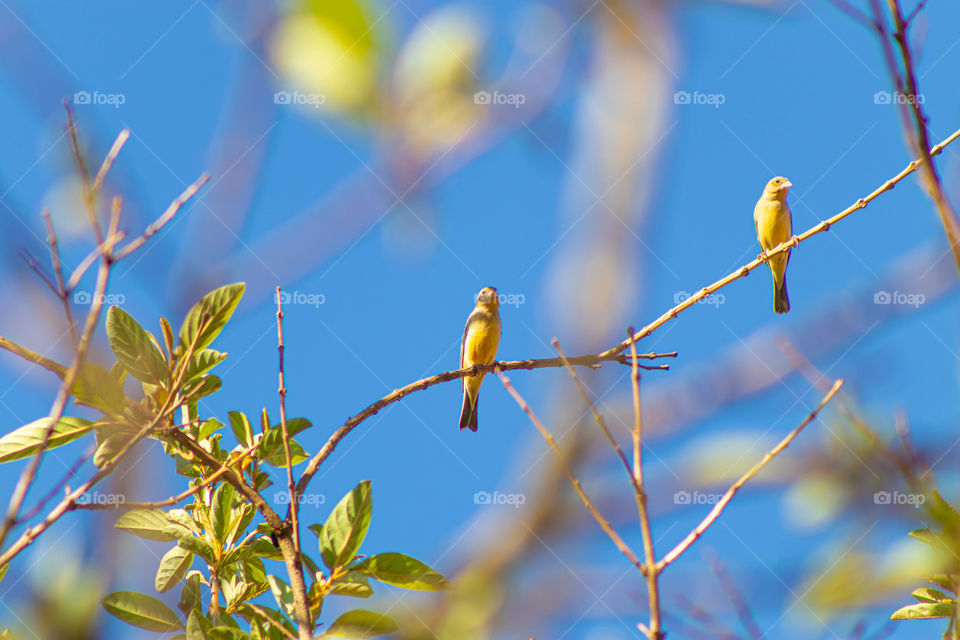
left=603, top=126, right=960, bottom=358
left=113, top=174, right=211, bottom=260
left=65, top=230, right=128, bottom=291
left=42, top=210, right=79, bottom=347
left=72, top=439, right=261, bottom=511
left=17, top=248, right=58, bottom=294
left=865, top=0, right=960, bottom=274
left=705, top=548, right=763, bottom=640
left=91, top=129, right=130, bottom=195
left=275, top=286, right=312, bottom=639
left=553, top=340, right=643, bottom=500
left=64, top=104, right=103, bottom=246
left=657, top=379, right=844, bottom=571
left=629, top=330, right=661, bottom=639
left=0, top=200, right=122, bottom=552
left=496, top=369, right=647, bottom=575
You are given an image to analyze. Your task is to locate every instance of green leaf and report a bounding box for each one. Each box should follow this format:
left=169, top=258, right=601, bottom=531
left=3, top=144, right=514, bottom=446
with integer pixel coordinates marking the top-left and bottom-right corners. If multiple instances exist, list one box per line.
left=262, top=439, right=309, bottom=468
left=115, top=509, right=183, bottom=542
left=73, top=362, right=126, bottom=414
left=930, top=574, right=957, bottom=593
left=177, top=535, right=218, bottom=566
left=321, top=610, right=398, bottom=638
left=179, top=283, right=245, bottom=352
left=929, top=491, right=960, bottom=530
left=186, top=609, right=208, bottom=640
left=198, top=418, right=225, bottom=442
left=320, top=481, right=372, bottom=570
left=181, top=375, right=222, bottom=404
left=890, top=601, right=955, bottom=620
left=211, top=483, right=237, bottom=545
left=229, top=411, right=254, bottom=447
left=221, top=545, right=253, bottom=569
left=912, top=587, right=947, bottom=603
left=250, top=537, right=283, bottom=561
left=0, top=563, right=8, bottom=584
left=0, top=417, right=92, bottom=463
left=355, top=553, right=449, bottom=591
left=209, top=628, right=253, bottom=640
left=259, top=419, right=312, bottom=467
left=908, top=529, right=938, bottom=546
left=184, top=349, right=228, bottom=382
left=94, top=426, right=140, bottom=468
left=179, top=573, right=203, bottom=617
left=102, top=590, right=184, bottom=632
left=157, top=545, right=194, bottom=593
left=267, top=575, right=295, bottom=621
left=106, top=306, right=169, bottom=385
left=328, top=572, right=373, bottom=598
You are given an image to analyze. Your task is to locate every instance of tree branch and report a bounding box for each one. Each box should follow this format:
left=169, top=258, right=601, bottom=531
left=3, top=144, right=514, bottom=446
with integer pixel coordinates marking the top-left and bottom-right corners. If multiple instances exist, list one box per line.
left=657, top=379, right=844, bottom=571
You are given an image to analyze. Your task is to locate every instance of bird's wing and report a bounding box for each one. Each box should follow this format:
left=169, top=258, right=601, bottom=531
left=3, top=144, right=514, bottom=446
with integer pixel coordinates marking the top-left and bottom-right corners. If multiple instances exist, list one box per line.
left=460, top=310, right=477, bottom=368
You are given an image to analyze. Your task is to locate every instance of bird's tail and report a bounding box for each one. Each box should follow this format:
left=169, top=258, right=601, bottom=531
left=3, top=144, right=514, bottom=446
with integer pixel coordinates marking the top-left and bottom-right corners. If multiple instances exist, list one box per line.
left=459, top=393, right=478, bottom=432
left=774, top=278, right=790, bottom=314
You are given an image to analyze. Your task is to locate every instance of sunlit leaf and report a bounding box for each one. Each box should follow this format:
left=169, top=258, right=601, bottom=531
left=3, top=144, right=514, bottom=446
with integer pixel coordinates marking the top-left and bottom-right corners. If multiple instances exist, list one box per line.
left=0, top=417, right=92, bottom=463
left=179, top=283, right=245, bottom=352
left=890, top=601, right=955, bottom=620
left=320, top=481, right=372, bottom=570
left=321, top=609, right=398, bottom=638
left=101, top=591, right=183, bottom=632
left=157, top=545, right=194, bottom=593
left=356, top=553, right=449, bottom=591
left=106, top=306, right=169, bottom=385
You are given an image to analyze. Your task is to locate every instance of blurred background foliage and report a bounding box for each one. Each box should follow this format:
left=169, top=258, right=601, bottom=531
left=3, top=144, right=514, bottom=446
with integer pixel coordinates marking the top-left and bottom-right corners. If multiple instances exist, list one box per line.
left=1, top=0, right=960, bottom=638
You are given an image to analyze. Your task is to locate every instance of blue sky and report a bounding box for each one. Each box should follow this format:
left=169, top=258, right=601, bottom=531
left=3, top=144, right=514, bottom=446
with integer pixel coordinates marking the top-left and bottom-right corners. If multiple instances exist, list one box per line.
left=1, top=0, right=960, bottom=638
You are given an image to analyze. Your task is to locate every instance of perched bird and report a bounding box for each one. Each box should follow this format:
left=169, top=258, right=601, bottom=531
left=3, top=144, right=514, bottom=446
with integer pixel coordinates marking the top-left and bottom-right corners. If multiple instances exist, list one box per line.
left=754, top=176, right=794, bottom=314
left=459, top=286, right=502, bottom=431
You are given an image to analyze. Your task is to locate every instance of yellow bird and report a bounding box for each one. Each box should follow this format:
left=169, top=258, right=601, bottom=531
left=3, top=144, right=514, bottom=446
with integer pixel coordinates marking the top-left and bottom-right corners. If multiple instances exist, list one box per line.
left=754, top=176, right=794, bottom=314
left=459, top=286, right=502, bottom=432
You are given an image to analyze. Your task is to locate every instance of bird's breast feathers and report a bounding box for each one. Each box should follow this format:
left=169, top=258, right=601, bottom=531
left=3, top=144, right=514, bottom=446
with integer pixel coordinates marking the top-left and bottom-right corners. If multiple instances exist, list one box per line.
left=754, top=200, right=792, bottom=249
left=461, top=309, right=502, bottom=367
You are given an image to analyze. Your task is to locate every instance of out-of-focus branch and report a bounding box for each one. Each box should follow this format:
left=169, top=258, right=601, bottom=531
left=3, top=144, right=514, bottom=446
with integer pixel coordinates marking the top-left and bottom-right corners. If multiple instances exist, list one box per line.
left=860, top=0, right=960, bottom=273
left=657, top=380, right=844, bottom=571
left=0, top=199, right=122, bottom=552
left=603, top=126, right=960, bottom=357
left=497, top=368, right=647, bottom=575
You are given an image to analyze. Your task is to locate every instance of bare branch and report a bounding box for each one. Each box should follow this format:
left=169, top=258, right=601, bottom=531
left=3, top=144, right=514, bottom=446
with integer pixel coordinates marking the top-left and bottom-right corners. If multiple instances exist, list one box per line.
left=604, top=126, right=960, bottom=357
left=496, top=368, right=647, bottom=576
left=657, top=380, right=844, bottom=571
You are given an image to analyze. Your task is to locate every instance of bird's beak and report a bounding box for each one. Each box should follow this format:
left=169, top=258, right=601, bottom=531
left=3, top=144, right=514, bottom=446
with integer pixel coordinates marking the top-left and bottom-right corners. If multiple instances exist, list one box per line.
left=782, top=180, right=793, bottom=190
